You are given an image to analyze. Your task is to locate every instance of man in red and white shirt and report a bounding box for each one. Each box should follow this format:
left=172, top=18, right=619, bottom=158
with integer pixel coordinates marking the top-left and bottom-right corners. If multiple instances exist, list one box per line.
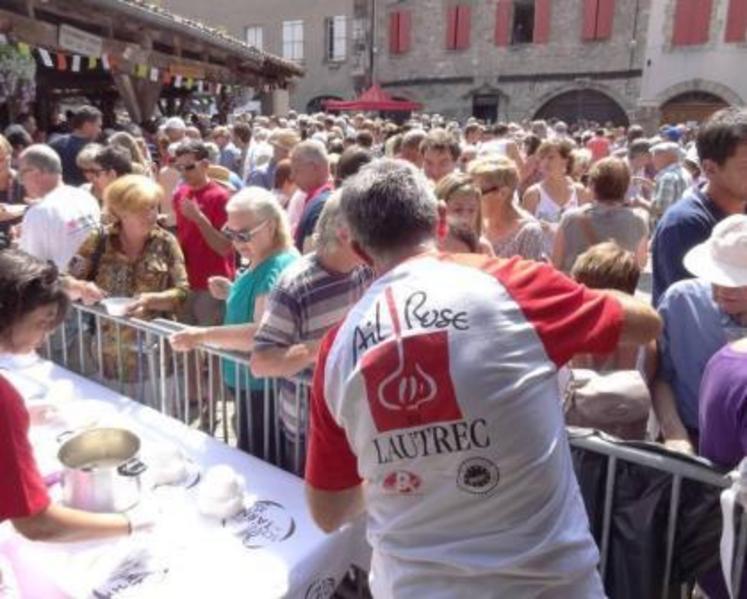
left=305, top=159, right=662, bottom=597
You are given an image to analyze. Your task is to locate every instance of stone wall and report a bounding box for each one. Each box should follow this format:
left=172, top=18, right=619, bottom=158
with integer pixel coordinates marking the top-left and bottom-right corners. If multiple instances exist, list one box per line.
left=375, top=0, right=651, bottom=123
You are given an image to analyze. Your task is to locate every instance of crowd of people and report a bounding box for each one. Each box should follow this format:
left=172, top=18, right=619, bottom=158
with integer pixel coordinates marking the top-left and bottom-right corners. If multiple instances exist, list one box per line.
left=1, top=101, right=746, bottom=596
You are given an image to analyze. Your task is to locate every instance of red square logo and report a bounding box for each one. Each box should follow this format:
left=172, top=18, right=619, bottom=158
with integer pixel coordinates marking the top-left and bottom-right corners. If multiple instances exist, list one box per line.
left=360, top=329, right=462, bottom=433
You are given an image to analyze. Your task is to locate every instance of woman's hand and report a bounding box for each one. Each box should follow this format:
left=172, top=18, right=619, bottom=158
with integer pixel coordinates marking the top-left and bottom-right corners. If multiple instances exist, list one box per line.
left=169, top=328, right=206, bottom=352
left=207, top=276, right=232, bottom=301
left=79, top=281, right=107, bottom=305
left=125, top=293, right=155, bottom=318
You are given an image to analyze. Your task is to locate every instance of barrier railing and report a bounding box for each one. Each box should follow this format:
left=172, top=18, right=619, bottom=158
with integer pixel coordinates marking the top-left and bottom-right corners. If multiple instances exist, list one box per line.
left=41, top=302, right=310, bottom=476
left=569, top=429, right=746, bottom=598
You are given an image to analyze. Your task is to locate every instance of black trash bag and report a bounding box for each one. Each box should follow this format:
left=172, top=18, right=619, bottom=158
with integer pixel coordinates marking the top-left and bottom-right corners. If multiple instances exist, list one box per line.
left=570, top=435, right=725, bottom=599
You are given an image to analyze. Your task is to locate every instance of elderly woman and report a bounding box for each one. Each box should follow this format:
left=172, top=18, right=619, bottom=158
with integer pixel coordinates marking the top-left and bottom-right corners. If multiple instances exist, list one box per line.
left=523, top=139, right=590, bottom=254
left=169, top=187, right=299, bottom=454
left=0, top=250, right=134, bottom=541
left=64, top=175, right=188, bottom=395
left=109, top=131, right=151, bottom=176
left=552, top=157, right=649, bottom=273
left=0, top=134, right=26, bottom=249
left=469, top=157, right=544, bottom=260
left=434, top=172, right=493, bottom=255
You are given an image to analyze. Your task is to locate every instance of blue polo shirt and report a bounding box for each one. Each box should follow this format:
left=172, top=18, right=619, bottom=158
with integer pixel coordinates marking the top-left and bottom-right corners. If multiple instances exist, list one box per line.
left=658, top=278, right=747, bottom=431
left=651, top=185, right=725, bottom=306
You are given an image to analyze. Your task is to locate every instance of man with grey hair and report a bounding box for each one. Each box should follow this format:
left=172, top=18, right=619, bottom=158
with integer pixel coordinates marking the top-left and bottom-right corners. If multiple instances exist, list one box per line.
left=251, top=191, right=373, bottom=471
left=651, top=140, right=692, bottom=220
left=397, top=128, right=426, bottom=169
left=291, top=139, right=333, bottom=252
left=304, top=159, right=662, bottom=596
left=17, top=144, right=100, bottom=270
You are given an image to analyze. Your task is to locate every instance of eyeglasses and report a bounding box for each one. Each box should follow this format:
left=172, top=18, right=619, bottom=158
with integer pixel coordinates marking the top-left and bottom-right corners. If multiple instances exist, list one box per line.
left=175, top=163, right=198, bottom=173
left=222, top=220, right=267, bottom=243
left=84, top=168, right=104, bottom=176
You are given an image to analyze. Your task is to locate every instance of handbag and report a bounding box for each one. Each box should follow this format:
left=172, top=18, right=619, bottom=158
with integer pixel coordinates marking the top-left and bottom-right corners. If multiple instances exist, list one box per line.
left=563, top=368, right=651, bottom=440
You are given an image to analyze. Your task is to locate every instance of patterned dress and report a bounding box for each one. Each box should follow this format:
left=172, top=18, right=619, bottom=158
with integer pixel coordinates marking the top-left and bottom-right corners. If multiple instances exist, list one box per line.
left=68, top=224, right=189, bottom=381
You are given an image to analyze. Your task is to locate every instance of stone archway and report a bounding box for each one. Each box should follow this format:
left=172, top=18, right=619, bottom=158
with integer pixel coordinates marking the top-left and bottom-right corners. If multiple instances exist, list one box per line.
left=655, top=80, right=742, bottom=124
left=533, top=88, right=630, bottom=126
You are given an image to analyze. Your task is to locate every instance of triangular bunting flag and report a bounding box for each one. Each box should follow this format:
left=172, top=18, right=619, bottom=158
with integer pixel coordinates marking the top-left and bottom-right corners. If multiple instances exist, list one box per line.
left=38, top=48, right=54, bottom=68
left=71, top=55, right=81, bottom=72
left=0, top=34, right=8, bottom=45
left=101, top=53, right=110, bottom=70
left=185, top=77, right=193, bottom=90
left=174, top=75, right=183, bottom=88
left=216, top=83, right=223, bottom=95
left=162, top=71, right=172, bottom=85
left=88, top=56, right=98, bottom=69
left=150, top=67, right=159, bottom=82
left=197, top=80, right=204, bottom=93
left=138, top=64, right=148, bottom=78
left=56, top=53, right=67, bottom=71
left=17, top=43, right=31, bottom=57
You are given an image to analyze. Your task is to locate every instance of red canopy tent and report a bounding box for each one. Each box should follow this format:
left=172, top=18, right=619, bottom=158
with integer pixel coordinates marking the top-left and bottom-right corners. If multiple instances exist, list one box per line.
left=323, top=84, right=422, bottom=112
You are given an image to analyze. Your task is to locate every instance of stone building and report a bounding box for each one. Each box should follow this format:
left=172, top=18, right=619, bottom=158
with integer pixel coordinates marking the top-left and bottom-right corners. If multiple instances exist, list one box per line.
left=162, top=0, right=372, bottom=113
left=163, top=0, right=747, bottom=127
left=375, top=0, right=650, bottom=125
left=639, top=0, right=747, bottom=127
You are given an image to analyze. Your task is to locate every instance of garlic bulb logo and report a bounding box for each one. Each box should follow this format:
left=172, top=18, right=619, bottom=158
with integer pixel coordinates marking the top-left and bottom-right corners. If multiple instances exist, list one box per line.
left=378, top=287, right=438, bottom=411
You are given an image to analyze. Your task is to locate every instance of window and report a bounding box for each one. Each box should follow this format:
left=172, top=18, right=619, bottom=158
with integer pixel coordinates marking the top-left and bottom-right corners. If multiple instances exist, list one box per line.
left=582, top=0, right=615, bottom=41
left=725, top=0, right=747, bottom=43
left=325, top=16, right=347, bottom=62
left=282, top=20, right=304, bottom=61
left=445, top=5, right=471, bottom=50
left=389, top=10, right=411, bottom=54
left=245, top=25, right=263, bottom=51
left=672, top=0, right=713, bottom=46
left=511, top=0, right=534, bottom=44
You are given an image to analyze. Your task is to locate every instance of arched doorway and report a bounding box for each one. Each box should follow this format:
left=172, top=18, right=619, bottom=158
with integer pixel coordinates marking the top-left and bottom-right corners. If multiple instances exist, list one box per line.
left=307, top=95, right=343, bottom=113
left=660, top=91, right=729, bottom=124
left=534, top=89, right=629, bottom=126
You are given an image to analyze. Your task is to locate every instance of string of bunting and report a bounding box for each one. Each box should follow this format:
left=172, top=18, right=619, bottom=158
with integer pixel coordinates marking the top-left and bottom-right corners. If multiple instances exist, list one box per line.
left=2, top=38, right=233, bottom=94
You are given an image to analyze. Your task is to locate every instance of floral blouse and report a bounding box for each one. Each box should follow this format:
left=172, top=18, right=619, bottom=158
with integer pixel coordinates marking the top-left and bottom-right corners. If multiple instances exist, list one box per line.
left=68, top=224, right=189, bottom=382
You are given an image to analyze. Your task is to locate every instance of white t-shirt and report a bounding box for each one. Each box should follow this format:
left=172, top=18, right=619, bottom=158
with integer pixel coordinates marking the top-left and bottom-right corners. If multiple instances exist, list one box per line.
left=19, top=185, right=100, bottom=270
left=307, top=253, right=623, bottom=597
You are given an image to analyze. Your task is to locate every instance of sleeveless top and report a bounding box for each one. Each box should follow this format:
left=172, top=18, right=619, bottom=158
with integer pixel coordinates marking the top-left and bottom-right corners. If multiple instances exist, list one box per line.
left=535, top=181, right=579, bottom=254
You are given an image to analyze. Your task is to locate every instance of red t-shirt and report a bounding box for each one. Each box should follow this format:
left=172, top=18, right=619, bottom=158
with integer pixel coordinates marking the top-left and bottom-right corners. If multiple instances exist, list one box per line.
left=173, top=181, right=235, bottom=290
left=0, top=375, right=50, bottom=521
left=586, top=136, right=611, bottom=162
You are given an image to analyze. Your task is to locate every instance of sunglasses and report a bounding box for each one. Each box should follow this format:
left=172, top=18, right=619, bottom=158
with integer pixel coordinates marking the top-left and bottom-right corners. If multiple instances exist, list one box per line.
left=175, top=163, right=198, bottom=173
left=479, top=185, right=502, bottom=195
left=222, top=220, right=267, bottom=243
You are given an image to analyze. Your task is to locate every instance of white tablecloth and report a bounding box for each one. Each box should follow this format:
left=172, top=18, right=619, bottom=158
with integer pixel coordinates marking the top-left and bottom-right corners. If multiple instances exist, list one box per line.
left=0, top=355, right=370, bottom=598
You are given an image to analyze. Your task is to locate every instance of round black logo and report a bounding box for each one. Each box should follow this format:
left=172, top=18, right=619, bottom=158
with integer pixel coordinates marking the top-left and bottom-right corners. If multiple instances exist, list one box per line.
left=305, top=577, right=336, bottom=599
left=223, top=500, right=296, bottom=549
left=457, top=457, right=500, bottom=495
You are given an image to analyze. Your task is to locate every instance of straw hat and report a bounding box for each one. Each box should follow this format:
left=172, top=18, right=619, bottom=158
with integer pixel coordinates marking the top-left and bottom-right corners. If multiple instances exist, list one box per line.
left=207, top=165, right=237, bottom=192
left=268, top=128, right=300, bottom=152
left=684, top=215, right=747, bottom=287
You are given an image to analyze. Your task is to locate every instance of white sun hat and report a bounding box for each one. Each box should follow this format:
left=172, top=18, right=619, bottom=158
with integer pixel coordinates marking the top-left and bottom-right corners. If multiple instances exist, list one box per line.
left=683, top=214, right=747, bottom=287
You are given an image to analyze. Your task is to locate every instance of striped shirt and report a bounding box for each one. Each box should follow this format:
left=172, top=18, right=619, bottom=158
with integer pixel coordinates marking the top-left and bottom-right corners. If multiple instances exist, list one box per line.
left=253, top=253, right=374, bottom=435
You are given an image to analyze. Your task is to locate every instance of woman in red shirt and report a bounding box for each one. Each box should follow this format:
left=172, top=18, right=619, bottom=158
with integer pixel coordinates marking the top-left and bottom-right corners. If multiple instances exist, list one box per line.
left=0, top=249, right=131, bottom=541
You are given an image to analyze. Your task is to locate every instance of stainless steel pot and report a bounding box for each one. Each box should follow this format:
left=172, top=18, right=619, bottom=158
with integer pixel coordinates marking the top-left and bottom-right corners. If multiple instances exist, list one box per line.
left=57, top=428, right=147, bottom=513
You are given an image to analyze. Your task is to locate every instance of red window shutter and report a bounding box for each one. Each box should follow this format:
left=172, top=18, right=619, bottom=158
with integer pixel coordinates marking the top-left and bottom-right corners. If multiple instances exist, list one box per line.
left=595, top=0, right=615, bottom=39
left=495, top=0, right=512, bottom=46
left=725, top=0, right=747, bottom=42
left=582, top=0, right=599, bottom=40
left=533, top=0, right=552, bottom=44
left=389, top=12, right=400, bottom=53
left=446, top=5, right=458, bottom=49
left=672, top=0, right=693, bottom=45
left=690, top=0, right=713, bottom=44
left=456, top=5, right=471, bottom=49
left=399, top=10, right=412, bottom=53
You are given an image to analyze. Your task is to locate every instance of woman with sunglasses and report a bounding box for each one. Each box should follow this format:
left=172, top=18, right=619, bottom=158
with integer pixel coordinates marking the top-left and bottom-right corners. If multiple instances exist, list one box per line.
left=468, top=156, right=544, bottom=260
left=169, top=186, right=299, bottom=455
left=0, top=249, right=138, bottom=541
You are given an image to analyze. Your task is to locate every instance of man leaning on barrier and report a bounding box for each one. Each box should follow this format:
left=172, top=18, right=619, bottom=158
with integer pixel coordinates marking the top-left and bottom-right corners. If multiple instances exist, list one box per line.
left=304, top=158, right=662, bottom=597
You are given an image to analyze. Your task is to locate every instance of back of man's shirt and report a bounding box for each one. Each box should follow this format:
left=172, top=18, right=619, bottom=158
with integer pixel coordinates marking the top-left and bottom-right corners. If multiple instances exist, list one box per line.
left=307, top=254, right=622, bottom=597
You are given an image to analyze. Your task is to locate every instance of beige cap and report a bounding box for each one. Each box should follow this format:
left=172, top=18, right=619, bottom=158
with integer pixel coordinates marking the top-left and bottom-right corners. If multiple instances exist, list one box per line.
left=268, top=128, right=301, bottom=152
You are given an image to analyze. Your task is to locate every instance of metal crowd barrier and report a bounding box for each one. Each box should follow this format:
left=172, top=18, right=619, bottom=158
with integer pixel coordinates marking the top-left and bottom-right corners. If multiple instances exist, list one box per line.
left=41, top=302, right=311, bottom=476
left=569, top=429, right=747, bottom=598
